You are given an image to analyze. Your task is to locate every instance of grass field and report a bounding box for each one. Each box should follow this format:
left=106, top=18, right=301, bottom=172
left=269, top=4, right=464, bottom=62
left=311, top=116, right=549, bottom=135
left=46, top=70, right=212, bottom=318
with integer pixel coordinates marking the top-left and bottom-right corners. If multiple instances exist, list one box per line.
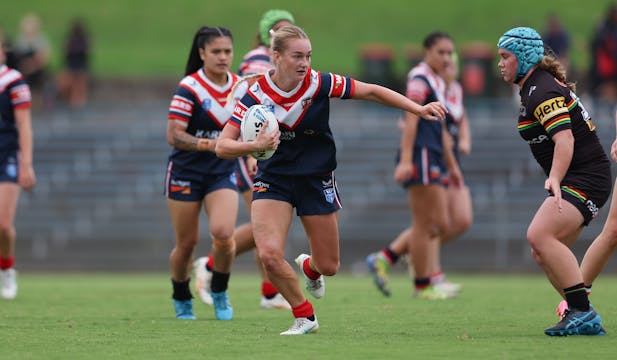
left=3, top=0, right=617, bottom=77
left=1, top=272, right=616, bottom=359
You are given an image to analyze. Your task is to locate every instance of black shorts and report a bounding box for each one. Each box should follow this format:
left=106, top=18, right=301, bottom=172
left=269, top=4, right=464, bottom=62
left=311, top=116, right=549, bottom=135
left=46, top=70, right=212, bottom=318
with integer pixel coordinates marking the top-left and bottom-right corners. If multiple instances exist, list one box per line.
left=555, top=166, right=612, bottom=225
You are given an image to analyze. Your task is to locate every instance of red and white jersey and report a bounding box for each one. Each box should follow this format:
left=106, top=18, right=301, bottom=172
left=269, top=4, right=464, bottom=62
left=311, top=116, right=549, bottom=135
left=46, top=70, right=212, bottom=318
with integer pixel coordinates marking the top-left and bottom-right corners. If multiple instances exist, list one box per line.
left=406, top=62, right=446, bottom=105
left=445, top=80, right=464, bottom=124
left=238, top=45, right=272, bottom=76
left=166, top=69, right=243, bottom=175
left=230, top=68, right=355, bottom=175
left=0, top=65, right=31, bottom=152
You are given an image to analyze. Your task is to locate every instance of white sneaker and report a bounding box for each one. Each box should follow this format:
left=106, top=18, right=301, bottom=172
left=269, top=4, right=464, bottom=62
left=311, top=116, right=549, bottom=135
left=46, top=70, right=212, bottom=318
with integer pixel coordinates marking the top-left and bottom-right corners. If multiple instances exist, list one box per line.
left=193, top=257, right=213, bottom=305
left=260, top=293, right=291, bottom=310
left=433, top=280, right=462, bottom=295
left=294, top=254, right=325, bottom=299
left=280, top=316, right=319, bottom=335
left=1, top=268, right=17, bottom=300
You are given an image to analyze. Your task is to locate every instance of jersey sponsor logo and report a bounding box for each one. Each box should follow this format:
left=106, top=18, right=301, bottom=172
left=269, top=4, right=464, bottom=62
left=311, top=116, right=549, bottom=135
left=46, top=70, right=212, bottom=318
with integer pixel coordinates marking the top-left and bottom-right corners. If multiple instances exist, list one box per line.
left=430, top=165, right=441, bottom=179
left=170, top=179, right=191, bottom=194
left=526, top=134, right=550, bottom=145
left=533, top=97, right=566, bottom=121
left=323, top=188, right=335, bottom=203
left=280, top=131, right=295, bottom=141
left=253, top=181, right=270, bottom=192
left=194, top=130, right=221, bottom=139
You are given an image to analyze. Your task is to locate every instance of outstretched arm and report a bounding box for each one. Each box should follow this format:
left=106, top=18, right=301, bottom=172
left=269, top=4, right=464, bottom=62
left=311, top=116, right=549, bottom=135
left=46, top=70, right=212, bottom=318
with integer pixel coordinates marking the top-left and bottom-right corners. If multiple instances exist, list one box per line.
left=351, top=80, right=447, bottom=121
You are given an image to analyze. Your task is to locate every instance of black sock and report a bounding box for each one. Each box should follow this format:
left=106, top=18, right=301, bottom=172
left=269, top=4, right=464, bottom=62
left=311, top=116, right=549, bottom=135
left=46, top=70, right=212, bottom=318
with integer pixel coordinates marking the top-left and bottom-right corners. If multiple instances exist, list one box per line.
left=171, top=278, right=192, bottom=301
left=384, top=246, right=399, bottom=264
left=414, top=277, right=431, bottom=289
left=564, top=283, right=590, bottom=312
left=211, top=271, right=231, bottom=293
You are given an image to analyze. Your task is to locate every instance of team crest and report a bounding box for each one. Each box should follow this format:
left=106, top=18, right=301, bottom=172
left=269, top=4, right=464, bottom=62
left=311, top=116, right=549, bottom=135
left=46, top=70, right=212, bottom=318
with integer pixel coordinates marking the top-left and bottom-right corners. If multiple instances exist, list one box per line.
left=323, top=188, right=335, bottom=203
left=302, top=98, right=313, bottom=109
left=202, top=98, right=212, bottom=111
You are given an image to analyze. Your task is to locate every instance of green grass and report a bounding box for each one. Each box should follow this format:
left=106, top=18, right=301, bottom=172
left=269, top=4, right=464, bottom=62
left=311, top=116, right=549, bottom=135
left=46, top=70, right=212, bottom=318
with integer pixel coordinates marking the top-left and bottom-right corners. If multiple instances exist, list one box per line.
left=1, top=272, right=616, bottom=359
left=2, top=0, right=616, bottom=77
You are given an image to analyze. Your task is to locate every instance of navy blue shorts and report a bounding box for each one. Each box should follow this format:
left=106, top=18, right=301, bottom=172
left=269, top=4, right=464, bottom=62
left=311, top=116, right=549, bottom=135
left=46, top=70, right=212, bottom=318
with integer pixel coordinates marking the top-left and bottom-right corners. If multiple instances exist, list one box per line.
left=0, top=150, right=18, bottom=183
left=164, top=161, right=238, bottom=201
left=233, top=156, right=253, bottom=193
left=400, top=146, right=446, bottom=188
left=252, top=171, right=342, bottom=216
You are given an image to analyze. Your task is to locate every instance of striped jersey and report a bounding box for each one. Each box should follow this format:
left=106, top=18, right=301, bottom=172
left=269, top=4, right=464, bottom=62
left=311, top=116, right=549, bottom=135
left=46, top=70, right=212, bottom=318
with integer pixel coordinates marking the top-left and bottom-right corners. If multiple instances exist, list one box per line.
left=406, top=62, right=445, bottom=153
left=167, top=69, right=240, bottom=174
left=518, top=68, right=607, bottom=175
left=444, top=79, right=464, bottom=145
left=230, top=68, right=355, bottom=175
left=0, top=65, right=31, bottom=152
left=238, top=45, right=272, bottom=76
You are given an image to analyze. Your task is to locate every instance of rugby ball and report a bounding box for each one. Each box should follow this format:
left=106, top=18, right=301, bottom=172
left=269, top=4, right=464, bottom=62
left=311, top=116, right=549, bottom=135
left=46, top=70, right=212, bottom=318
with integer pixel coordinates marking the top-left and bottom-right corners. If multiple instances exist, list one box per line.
left=240, top=104, right=279, bottom=160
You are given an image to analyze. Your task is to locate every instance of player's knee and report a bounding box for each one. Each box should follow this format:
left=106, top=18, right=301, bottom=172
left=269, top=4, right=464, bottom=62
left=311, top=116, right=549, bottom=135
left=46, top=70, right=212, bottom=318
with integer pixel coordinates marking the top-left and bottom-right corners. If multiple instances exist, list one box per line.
left=256, top=247, right=284, bottom=273
left=209, top=225, right=234, bottom=243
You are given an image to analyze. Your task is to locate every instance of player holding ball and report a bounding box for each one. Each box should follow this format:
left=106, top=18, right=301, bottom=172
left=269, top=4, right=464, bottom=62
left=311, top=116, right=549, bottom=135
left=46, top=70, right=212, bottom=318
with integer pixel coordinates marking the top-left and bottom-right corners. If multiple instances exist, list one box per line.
left=216, top=25, right=446, bottom=335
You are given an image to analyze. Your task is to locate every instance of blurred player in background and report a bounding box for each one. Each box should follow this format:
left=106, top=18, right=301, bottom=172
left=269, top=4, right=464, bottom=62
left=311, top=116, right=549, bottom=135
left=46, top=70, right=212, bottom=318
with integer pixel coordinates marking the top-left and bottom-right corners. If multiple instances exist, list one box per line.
left=165, top=26, right=241, bottom=321
left=497, top=27, right=609, bottom=336
left=215, top=25, right=446, bottom=335
left=193, top=9, right=295, bottom=311
left=0, top=37, right=35, bottom=300
left=367, top=50, right=472, bottom=298
left=367, top=32, right=462, bottom=300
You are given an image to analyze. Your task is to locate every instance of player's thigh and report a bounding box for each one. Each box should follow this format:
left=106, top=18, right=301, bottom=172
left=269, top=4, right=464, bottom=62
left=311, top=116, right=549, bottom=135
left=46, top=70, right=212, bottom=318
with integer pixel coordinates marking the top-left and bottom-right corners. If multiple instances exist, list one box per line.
left=528, top=197, right=583, bottom=246
left=301, top=212, right=339, bottom=270
left=204, top=188, right=239, bottom=238
left=0, top=183, right=19, bottom=227
left=252, top=198, right=293, bottom=256
left=409, top=184, right=448, bottom=228
left=166, top=198, right=202, bottom=240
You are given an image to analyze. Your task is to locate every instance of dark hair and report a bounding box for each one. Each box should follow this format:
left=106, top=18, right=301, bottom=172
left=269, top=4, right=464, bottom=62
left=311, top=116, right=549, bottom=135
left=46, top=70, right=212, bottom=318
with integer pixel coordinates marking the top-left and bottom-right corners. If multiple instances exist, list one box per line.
left=185, top=26, right=233, bottom=75
left=422, top=31, right=451, bottom=49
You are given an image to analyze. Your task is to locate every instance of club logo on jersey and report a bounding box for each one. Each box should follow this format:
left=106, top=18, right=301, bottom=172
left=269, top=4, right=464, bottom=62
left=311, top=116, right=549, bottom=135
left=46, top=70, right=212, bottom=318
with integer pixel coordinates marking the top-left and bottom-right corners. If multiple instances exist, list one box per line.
left=534, top=97, right=566, bottom=121
left=322, top=179, right=333, bottom=187
left=323, top=188, right=335, bottom=203
left=202, top=98, right=212, bottom=111
left=170, top=179, right=191, bottom=194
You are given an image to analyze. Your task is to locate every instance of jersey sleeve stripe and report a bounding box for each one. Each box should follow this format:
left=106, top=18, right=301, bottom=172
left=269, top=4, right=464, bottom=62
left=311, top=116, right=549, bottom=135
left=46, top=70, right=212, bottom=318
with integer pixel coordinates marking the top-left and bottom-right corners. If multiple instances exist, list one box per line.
left=543, top=115, right=571, bottom=132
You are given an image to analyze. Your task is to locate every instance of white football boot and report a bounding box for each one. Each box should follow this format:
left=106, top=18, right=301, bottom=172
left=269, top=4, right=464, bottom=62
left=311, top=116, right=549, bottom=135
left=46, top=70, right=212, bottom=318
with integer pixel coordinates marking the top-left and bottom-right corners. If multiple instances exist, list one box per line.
left=1, top=268, right=18, bottom=299
left=192, top=257, right=213, bottom=305
left=294, top=254, right=325, bottom=299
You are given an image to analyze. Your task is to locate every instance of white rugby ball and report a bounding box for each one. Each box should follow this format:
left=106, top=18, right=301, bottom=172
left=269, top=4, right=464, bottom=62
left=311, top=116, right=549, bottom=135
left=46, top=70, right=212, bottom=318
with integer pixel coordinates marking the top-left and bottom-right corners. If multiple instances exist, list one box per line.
left=240, top=104, right=279, bottom=160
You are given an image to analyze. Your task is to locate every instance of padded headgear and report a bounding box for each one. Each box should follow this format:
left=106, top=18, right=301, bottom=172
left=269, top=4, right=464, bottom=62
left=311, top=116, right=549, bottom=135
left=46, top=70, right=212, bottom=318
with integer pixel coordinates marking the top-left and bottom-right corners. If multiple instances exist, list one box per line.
left=259, top=9, right=295, bottom=47
left=497, top=27, right=544, bottom=83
